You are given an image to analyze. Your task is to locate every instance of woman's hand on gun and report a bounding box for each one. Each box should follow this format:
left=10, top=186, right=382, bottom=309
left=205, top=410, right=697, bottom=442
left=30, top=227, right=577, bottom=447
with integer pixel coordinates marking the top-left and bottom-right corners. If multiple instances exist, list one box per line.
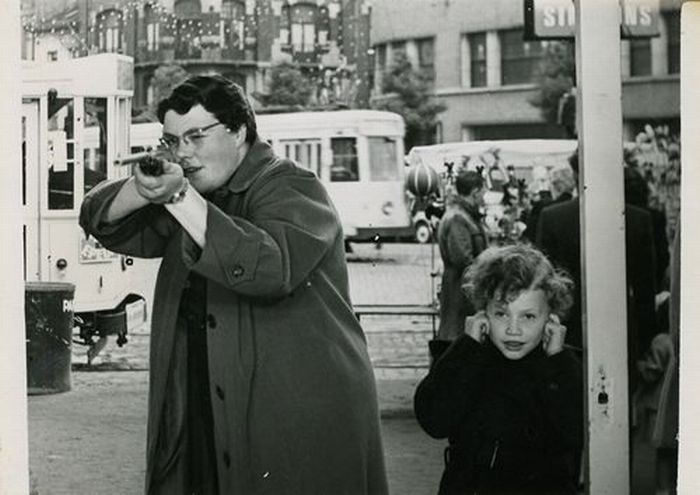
left=133, top=159, right=184, bottom=204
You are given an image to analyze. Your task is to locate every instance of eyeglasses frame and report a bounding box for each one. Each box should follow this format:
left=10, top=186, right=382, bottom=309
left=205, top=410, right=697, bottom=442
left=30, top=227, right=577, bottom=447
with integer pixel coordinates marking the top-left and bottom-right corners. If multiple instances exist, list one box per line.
left=159, top=121, right=225, bottom=150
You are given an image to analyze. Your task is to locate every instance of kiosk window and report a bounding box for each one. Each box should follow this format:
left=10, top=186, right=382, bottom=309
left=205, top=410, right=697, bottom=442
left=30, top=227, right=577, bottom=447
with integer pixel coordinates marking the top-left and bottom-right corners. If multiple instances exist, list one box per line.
left=330, top=137, right=359, bottom=182
left=368, top=137, right=399, bottom=181
left=84, top=98, right=108, bottom=194
left=47, top=98, right=75, bottom=210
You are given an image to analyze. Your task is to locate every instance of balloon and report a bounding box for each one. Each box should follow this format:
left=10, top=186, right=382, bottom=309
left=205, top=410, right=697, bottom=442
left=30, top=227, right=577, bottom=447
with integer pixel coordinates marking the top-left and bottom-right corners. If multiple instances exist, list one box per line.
left=406, top=164, right=440, bottom=197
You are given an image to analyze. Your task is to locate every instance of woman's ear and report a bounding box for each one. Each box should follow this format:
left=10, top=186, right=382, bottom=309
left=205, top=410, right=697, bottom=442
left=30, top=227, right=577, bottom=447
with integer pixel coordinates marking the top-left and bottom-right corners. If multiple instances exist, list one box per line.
left=230, top=124, right=247, bottom=147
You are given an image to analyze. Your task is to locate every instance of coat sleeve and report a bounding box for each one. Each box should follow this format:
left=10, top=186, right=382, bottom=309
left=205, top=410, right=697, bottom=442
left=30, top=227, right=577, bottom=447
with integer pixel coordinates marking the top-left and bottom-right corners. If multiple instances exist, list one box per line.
left=627, top=208, right=658, bottom=355
left=414, top=335, right=487, bottom=439
left=180, top=166, right=341, bottom=299
left=443, top=215, right=476, bottom=269
left=79, top=178, right=178, bottom=258
left=540, top=351, right=584, bottom=451
left=534, top=206, right=556, bottom=257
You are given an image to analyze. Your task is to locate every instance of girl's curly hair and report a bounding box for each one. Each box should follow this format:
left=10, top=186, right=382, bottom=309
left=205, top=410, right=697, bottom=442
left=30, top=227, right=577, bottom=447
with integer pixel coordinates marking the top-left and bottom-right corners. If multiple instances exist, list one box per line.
left=462, top=244, right=574, bottom=318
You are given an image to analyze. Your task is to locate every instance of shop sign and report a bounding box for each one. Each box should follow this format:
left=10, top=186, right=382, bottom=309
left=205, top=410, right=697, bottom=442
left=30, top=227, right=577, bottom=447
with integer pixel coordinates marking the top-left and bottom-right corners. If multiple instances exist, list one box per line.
left=524, top=0, right=660, bottom=39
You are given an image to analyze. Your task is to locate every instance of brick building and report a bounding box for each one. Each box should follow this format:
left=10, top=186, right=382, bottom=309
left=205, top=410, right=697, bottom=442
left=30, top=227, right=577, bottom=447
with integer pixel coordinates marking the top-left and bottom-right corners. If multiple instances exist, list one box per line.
left=22, top=0, right=373, bottom=114
left=369, top=0, right=682, bottom=143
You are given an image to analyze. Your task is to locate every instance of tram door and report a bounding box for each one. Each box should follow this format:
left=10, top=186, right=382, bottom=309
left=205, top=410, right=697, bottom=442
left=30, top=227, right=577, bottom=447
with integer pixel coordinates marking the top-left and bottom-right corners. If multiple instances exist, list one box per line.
left=21, top=100, right=40, bottom=282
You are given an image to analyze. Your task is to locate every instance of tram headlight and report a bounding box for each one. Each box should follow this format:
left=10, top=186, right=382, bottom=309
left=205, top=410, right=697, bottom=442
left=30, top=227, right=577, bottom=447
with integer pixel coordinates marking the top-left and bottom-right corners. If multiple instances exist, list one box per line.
left=381, top=201, right=394, bottom=216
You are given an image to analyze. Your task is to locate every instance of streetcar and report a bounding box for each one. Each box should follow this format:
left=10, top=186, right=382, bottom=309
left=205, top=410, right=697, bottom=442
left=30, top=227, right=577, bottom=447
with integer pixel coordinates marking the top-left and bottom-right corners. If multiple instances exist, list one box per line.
left=129, top=109, right=412, bottom=240
left=21, top=53, right=147, bottom=362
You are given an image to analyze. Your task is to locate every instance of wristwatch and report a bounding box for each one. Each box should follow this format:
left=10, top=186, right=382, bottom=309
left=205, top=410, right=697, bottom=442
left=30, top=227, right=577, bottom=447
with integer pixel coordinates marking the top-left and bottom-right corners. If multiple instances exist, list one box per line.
left=168, top=178, right=189, bottom=204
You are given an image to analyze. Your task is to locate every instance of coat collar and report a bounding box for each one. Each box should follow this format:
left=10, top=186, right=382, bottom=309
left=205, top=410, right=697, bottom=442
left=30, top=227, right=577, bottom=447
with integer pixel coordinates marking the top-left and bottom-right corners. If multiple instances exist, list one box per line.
left=446, top=193, right=482, bottom=219
left=225, top=139, right=276, bottom=194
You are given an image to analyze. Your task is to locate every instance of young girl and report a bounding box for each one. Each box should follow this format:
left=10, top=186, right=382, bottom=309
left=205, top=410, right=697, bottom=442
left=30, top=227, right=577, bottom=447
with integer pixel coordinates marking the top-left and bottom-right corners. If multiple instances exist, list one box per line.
left=415, top=244, right=583, bottom=495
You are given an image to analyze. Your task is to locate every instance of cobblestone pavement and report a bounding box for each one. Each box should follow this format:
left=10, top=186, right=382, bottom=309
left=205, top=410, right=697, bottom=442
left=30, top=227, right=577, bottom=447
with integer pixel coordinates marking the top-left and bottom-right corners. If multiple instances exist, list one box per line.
left=28, top=372, right=446, bottom=495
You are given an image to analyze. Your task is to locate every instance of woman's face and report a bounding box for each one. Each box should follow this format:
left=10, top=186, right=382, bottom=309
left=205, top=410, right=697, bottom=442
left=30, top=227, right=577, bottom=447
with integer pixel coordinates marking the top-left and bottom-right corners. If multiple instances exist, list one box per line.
left=486, top=289, right=550, bottom=360
left=162, top=105, right=245, bottom=194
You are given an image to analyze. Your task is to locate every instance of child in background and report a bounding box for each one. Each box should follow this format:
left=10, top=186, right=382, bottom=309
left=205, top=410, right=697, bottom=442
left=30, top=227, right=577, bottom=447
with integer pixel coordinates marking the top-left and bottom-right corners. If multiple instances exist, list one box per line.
left=414, top=244, right=583, bottom=495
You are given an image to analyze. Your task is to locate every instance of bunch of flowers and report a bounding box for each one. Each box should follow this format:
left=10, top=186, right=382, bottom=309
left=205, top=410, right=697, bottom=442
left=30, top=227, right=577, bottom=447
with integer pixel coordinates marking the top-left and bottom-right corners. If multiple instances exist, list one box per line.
left=630, top=124, right=681, bottom=242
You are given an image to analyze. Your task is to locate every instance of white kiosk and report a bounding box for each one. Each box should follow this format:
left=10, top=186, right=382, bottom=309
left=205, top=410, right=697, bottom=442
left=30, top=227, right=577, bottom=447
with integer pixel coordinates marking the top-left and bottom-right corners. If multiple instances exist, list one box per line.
left=21, top=53, right=147, bottom=363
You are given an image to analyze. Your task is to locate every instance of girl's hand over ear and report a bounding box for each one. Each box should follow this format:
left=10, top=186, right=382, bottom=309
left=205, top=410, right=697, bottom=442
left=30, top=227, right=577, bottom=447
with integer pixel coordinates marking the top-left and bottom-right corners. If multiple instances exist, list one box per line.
left=543, top=314, right=567, bottom=356
left=465, top=310, right=490, bottom=344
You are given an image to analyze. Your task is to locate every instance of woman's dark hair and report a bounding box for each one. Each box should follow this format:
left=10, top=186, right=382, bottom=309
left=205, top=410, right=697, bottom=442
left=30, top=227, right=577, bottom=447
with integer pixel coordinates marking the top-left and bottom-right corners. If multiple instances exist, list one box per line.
left=462, top=244, right=574, bottom=318
left=157, top=74, right=258, bottom=145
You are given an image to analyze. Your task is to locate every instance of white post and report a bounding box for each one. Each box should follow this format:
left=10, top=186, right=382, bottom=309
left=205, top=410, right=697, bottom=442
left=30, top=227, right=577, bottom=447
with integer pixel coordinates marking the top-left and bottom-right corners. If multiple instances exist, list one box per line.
left=575, top=1, right=630, bottom=494
left=0, top=0, right=30, bottom=494
left=679, top=3, right=700, bottom=494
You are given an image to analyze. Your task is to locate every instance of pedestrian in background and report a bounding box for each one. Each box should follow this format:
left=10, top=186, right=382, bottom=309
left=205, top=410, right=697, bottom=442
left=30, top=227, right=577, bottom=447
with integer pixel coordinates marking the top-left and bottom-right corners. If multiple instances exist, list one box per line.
left=80, top=75, right=388, bottom=495
left=534, top=155, right=657, bottom=358
left=432, top=169, right=487, bottom=359
left=521, top=153, right=576, bottom=243
left=415, top=244, right=583, bottom=495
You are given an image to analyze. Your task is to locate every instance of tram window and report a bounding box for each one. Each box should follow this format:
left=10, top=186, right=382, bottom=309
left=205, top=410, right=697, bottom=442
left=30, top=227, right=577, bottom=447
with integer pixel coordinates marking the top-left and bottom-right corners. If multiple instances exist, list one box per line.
left=84, top=98, right=108, bottom=194
left=281, top=139, right=321, bottom=177
left=47, top=98, right=74, bottom=210
left=330, top=137, right=359, bottom=182
left=368, top=137, right=399, bottom=181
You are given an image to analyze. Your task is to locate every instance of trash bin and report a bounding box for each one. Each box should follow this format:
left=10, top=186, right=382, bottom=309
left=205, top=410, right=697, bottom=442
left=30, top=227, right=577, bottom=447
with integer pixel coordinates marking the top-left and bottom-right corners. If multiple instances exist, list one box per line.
left=25, top=282, right=75, bottom=395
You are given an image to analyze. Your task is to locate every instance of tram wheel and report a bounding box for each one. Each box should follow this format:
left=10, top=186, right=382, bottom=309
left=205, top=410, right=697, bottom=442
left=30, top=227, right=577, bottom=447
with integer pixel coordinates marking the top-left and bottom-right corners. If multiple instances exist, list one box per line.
left=415, top=222, right=432, bottom=244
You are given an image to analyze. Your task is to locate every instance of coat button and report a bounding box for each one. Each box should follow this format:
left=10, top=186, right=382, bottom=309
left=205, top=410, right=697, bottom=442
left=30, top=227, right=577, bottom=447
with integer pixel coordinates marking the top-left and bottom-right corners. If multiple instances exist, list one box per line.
left=223, top=451, right=231, bottom=467
left=216, top=385, right=225, bottom=400
left=230, top=265, right=244, bottom=278
left=207, top=314, right=217, bottom=329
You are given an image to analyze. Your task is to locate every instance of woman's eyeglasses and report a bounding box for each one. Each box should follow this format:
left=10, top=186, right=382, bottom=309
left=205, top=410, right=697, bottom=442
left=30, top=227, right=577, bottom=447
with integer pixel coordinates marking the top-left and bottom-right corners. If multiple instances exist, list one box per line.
left=159, top=122, right=224, bottom=150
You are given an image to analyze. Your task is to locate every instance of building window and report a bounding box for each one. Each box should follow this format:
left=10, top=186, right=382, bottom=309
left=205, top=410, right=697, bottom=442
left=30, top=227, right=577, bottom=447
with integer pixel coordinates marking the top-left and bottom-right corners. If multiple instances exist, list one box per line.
left=499, top=28, right=544, bottom=86
left=376, top=44, right=387, bottom=72
left=468, top=32, right=487, bottom=88
left=317, top=6, right=330, bottom=46
left=221, top=0, right=245, bottom=51
left=47, top=50, right=58, bottom=61
left=390, top=40, right=406, bottom=62
left=174, top=0, right=201, bottom=16
left=97, top=9, right=123, bottom=53
left=630, top=38, right=652, bottom=76
left=416, top=37, right=435, bottom=80
left=664, top=11, right=680, bottom=74
left=289, top=3, right=317, bottom=53
left=145, top=3, right=159, bottom=51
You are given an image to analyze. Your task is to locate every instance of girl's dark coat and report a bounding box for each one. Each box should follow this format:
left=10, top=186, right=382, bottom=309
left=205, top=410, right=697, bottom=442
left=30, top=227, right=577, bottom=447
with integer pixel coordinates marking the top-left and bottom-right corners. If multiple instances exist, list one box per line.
left=80, top=141, right=388, bottom=495
left=414, top=335, right=583, bottom=494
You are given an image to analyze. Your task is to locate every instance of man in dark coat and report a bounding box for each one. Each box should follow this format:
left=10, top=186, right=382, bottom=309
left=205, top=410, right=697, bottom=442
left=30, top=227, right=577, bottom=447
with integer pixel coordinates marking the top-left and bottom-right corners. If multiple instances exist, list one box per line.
left=80, top=75, right=388, bottom=495
left=434, top=170, right=487, bottom=347
left=535, top=178, right=657, bottom=361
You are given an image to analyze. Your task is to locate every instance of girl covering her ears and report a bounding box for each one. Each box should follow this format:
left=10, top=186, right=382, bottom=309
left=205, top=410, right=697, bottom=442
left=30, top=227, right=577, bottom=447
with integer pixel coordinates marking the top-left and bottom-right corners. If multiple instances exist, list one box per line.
left=414, top=244, right=583, bottom=495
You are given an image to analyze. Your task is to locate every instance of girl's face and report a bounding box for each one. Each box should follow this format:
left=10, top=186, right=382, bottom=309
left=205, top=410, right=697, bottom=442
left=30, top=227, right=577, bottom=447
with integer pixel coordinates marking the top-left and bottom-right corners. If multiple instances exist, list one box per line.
left=486, top=289, right=550, bottom=360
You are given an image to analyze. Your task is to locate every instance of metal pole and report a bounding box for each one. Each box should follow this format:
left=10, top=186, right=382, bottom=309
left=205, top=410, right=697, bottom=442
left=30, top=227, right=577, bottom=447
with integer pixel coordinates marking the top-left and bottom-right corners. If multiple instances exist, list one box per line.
left=0, top=0, right=30, bottom=493
left=679, top=3, right=700, bottom=493
left=574, top=1, right=629, bottom=493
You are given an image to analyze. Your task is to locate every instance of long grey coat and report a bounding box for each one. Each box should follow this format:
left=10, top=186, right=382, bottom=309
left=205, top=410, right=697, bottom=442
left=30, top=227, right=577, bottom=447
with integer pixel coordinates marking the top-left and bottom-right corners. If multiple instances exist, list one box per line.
left=436, top=196, right=487, bottom=341
left=80, top=141, right=388, bottom=495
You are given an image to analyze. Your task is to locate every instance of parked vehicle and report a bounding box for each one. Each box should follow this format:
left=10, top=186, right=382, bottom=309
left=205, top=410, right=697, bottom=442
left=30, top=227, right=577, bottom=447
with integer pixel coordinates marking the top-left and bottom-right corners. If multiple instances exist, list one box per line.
left=22, top=53, right=147, bottom=362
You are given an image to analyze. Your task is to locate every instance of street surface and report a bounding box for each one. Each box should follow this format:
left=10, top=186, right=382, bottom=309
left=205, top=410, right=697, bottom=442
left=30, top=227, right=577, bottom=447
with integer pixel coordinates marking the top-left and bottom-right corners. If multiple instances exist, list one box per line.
left=31, top=243, right=447, bottom=494
left=29, top=242, right=655, bottom=494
